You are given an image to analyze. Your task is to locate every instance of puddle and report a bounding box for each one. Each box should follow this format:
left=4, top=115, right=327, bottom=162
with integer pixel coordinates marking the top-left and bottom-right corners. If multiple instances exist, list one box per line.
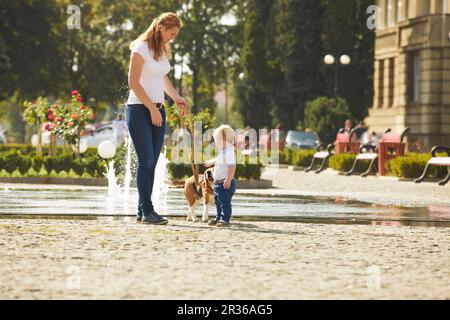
left=1, top=187, right=449, bottom=227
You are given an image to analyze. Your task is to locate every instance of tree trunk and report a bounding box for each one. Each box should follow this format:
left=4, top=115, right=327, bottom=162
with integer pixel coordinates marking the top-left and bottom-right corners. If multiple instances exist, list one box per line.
left=50, top=133, right=57, bottom=157
left=192, top=65, right=200, bottom=114
left=36, top=123, right=42, bottom=154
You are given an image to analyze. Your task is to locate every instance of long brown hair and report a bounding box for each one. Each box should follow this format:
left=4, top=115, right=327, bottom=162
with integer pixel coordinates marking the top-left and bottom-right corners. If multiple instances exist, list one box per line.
left=130, top=12, right=182, bottom=61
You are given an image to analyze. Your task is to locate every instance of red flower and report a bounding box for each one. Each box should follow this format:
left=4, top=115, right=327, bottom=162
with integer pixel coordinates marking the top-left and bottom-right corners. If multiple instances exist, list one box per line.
left=47, top=108, right=53, bottom=114
left=71, top=90, right=79, bottom=96
left=71, top=114, right=79, bottom=120
left=48, top=113, right=55, bottom=121
left=76, top=96, right=83, bottom=102
left=81, top=105, right=87, bottom=110
left=67, top=121, right=74, bottom=127
left=44, top=123, right=51, bottom=131
left=57, top=117, right=63, bottom=123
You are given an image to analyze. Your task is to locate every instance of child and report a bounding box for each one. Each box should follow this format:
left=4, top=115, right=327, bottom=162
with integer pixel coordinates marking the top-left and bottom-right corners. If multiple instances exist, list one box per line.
left=203, top=125, right=237, bottom=227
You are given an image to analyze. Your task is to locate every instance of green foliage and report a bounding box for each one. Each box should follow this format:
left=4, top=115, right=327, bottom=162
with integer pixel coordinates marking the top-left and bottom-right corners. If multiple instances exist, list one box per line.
left=303, top=97, right=352, bottom=144
left=328, top=153, right=368, bottom=173
left=291, top=149, right=317, bottom=167
left=273, top=0, right=324, bottom=128
left=166, top=103, right=216, bottom=132
left=235, top=0, right=375, bottom=130
left=321, top=0, right=375, bottom=120
left=235, top=162, right=264, bottom=180
left=235, top=0, right=274, bottom=128
left=0, top=147, right=107, bottom=178
left=174, top=0, right=237, bottom=113
left=388, top=154, right=447, bottom=179
left=47, top=91, right=95, bottom=155
left=31, top=154, right=44, bottom=172
left=167, top=161, right=263, bottom=181
left=23, top=97, right=51, bottom=126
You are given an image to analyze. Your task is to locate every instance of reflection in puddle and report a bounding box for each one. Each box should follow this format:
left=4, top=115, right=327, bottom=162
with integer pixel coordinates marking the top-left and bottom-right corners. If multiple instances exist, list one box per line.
left=0, top=187, right=449, bottom=227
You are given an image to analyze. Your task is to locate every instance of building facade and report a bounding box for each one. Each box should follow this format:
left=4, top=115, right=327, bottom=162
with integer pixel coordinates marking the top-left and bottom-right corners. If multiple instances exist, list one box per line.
left=366, top=0, right=450, bottom=150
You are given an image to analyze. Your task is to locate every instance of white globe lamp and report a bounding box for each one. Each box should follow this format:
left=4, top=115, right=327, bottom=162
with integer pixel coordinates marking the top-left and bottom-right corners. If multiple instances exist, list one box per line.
left=98, top=140, right=117, bottom=159
left=340, top=54, right=351, bottom=65
left=324, top=54, right=335, bottom=65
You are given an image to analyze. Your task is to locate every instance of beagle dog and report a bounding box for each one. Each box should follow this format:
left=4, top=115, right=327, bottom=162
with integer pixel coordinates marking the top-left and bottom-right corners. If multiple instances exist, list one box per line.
left=183, top=168, right=215, bottom=222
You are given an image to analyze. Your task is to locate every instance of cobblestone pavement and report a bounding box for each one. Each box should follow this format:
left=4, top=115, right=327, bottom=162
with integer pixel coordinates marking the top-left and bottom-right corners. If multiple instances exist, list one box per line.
left=1, top=218, right=449, bottom=299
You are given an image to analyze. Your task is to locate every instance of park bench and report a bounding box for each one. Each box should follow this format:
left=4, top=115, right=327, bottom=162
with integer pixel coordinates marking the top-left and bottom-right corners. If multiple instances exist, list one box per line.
left=345, top=129, right=391, bottom=177
left=305, top=128, right=358, bottom=174
left=414, top=146, right=450, bottom=186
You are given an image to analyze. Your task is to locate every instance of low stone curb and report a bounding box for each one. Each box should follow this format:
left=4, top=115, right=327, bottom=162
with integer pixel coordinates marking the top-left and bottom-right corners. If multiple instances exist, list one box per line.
left=170, top=179, right=273, bottom=189
left=0, top=177, right=108, bottom=186
left=0, top=177, right=273, bottom=189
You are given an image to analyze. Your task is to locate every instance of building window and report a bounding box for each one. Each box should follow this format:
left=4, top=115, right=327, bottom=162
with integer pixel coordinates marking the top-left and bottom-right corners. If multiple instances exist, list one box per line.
left=397, top=0, right=403, bottom=22
left=408, top=53, right=421, bottom=103
left=423, top=0, right=430, bottom=15
left=378, top=60, right=385, bottom=107
left=386, top=0, right=394, bottom=27
left=388, top=58, right=395, bottom=107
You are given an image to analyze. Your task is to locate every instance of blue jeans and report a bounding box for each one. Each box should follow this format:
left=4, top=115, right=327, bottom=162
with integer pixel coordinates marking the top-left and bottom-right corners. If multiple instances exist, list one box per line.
left=126, top=104, right=165, bottom=214
left=213, top=179, right=236, bottom=222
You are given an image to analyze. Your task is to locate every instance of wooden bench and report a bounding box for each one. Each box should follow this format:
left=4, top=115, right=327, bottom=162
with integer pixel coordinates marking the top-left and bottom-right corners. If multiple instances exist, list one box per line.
left=414, top=146, right=450, bottom=186
left=305, top=128, right=358, bottom=174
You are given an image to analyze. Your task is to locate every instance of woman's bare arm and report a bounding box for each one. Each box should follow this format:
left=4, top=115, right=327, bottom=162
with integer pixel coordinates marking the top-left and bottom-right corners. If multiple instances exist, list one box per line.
left=163, top=75, right=181, bottom=101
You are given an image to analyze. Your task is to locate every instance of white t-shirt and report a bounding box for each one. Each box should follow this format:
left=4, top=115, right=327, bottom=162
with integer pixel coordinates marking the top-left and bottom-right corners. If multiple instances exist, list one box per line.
left=126, top=41, right=171, bottom=105
left=205, top=143, right=237, bottom=181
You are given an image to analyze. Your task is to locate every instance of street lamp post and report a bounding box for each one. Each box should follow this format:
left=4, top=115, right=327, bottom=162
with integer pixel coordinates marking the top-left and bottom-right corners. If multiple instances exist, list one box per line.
left=324, top=54, right=351, bottom=98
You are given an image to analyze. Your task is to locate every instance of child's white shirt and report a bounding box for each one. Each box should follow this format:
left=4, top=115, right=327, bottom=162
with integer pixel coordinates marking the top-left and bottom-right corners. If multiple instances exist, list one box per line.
left=205, top=143, right=236, bottom=181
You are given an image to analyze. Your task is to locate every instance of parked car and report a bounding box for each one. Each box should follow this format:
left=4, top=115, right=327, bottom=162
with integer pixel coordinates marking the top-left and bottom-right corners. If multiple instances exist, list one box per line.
left=285, top=130, right=320, bottom=149
left=81, top=124, right=122, bottom=147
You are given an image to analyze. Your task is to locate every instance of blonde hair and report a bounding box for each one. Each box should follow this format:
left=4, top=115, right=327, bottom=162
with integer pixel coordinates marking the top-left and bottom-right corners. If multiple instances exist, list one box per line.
left=130, top=12, right=182, bottom=61
left=213, top=125, right=236, bottom=148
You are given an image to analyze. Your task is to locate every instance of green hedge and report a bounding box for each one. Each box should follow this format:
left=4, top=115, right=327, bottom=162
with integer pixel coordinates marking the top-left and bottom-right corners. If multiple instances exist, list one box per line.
left=0, top=148, right=107, bottom=178
left=0, top=144, right=98, bottom=157
left=328, top=153, right=369, bottom=173
left=0, top=144, right=263, bottom=181
left=388, top=153, right=447, bottom=179
left=281, top=148, right=316, bottom=167
left=167, top=162, right=263, bottom=180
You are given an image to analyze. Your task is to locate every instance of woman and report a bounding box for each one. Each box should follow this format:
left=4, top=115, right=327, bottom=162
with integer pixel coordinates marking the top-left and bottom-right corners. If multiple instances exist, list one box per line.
left=126, top=12, right=187, bottom=225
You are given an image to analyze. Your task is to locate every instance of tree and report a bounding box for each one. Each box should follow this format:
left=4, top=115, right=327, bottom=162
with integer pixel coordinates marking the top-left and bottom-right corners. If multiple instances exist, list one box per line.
left=0, top=0, right=67, bottom=100
left=303, top=96, right=352, bottom=144
left=321, top=0, right=374, bottom=121
left=171, top=0, right=237, bottom=113
left=273, top=0, right=324, bottom=129
left=234, top=0, right=274, bottom=129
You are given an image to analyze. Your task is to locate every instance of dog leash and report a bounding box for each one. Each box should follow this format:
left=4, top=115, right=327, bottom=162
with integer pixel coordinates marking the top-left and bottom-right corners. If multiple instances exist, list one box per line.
left=181, top=108, right=201, bottom=193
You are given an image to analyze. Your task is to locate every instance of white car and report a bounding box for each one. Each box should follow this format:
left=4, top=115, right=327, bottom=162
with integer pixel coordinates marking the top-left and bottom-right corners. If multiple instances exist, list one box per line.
left=81, top=124, right=122, bottom=148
